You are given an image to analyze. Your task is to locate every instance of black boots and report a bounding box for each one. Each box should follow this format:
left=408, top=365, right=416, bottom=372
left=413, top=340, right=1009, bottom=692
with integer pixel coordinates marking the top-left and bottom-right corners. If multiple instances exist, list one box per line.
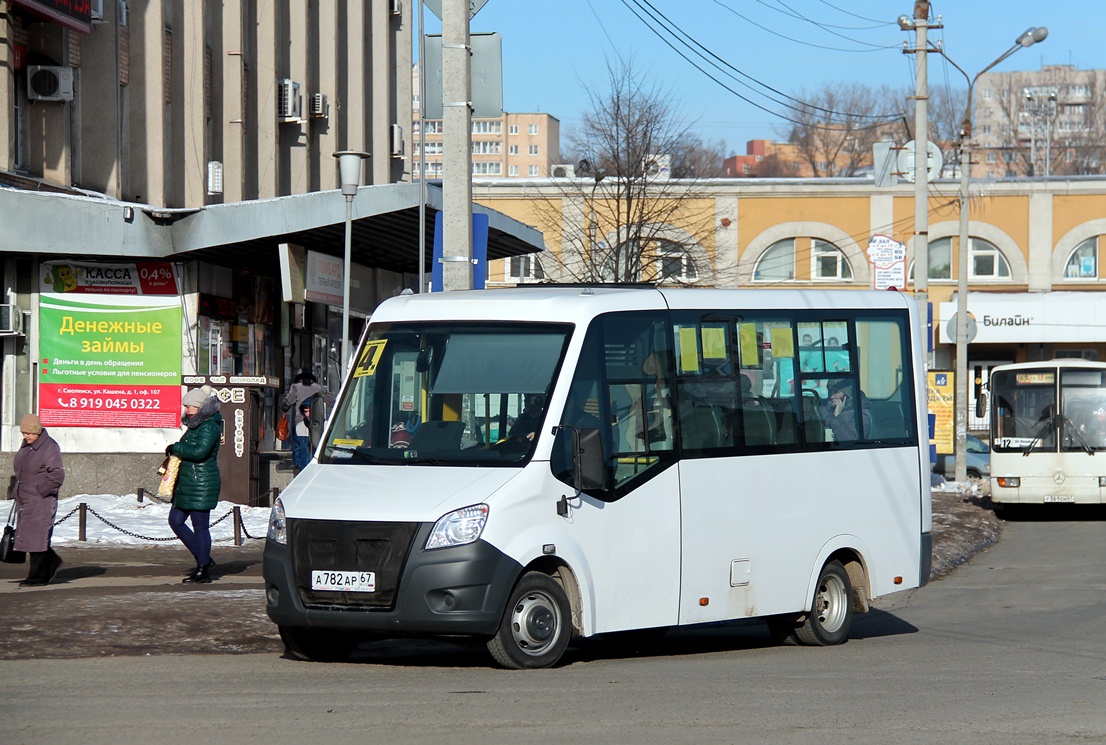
left=182, top=563, right=212, bottom=584
left=19, top=549, right=62, bottom=587
left=182, top=558, right=215, bottom=577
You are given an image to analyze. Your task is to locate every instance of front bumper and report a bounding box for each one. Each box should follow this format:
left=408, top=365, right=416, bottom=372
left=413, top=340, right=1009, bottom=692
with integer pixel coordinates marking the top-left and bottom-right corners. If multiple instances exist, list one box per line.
left=263, top=520, right=523, bottom=638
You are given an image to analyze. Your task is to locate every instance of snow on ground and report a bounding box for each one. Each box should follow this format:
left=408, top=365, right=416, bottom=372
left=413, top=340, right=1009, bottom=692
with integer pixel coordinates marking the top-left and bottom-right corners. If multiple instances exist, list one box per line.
left=28, top=493, right=273, bottom=546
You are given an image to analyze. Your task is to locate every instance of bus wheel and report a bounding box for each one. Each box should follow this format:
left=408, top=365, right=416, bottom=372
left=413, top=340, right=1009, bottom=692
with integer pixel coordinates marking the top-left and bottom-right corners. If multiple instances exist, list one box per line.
left=487, top=572, right=572, bottom=669
left=795, top=560, right=853, bottom=646
left=279, top=625, right=359, bottom=662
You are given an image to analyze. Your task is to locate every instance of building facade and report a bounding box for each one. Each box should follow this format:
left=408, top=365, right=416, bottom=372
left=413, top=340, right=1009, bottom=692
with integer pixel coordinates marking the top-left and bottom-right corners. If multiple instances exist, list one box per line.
left=412, top=108, right=561, bottom=180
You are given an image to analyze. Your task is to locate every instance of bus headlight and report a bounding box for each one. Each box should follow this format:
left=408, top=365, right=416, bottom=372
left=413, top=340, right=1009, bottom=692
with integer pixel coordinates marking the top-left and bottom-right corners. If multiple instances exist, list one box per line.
left=267, top=497, right=288, bottom=544
left=996, top=477, right=1020, bottom=488
left=426, top=504, right=489, bottom=550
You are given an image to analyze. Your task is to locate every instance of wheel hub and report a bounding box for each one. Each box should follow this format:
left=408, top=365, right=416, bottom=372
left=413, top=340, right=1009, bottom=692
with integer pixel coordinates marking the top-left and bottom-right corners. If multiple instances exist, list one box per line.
left=510, top=591, right=559, bottom=655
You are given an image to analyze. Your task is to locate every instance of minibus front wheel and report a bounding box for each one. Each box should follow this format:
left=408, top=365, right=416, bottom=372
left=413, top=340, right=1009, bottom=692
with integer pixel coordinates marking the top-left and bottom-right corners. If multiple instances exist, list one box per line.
left=796, top=560, right=853, bottom=646
left=279, top=625, right=360, bottom=662
left=487, top=571, right=572, bottom=669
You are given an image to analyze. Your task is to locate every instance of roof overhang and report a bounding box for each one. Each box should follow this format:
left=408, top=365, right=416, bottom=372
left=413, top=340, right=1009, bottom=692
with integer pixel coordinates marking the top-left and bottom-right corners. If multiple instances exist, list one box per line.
left=0, top=182, right=545, bottom=276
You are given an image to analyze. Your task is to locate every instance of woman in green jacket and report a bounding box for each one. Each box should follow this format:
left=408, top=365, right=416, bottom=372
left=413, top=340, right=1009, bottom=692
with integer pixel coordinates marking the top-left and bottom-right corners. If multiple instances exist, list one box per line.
left=167, top=386, right=223, bottom=584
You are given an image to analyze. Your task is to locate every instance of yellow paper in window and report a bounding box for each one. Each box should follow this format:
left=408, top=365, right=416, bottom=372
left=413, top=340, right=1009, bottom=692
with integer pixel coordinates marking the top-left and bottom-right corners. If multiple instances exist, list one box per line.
left=702, top=327, right=728, bottom=360
left=678, top=326, right=700, bottom=374
left=739, top=323, right=758, bottom=366
left=770, top=327, right=795, bottom=358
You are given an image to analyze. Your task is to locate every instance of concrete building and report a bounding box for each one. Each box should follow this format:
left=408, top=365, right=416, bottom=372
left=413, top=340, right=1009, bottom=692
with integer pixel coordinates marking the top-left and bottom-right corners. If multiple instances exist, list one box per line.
left=0, top=0, right=545, bottom=500
left=974, top=64, right=1106, bottom=178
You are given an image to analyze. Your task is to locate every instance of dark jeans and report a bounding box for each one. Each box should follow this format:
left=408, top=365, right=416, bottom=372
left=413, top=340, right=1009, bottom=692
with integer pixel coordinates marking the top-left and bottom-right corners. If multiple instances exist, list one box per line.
left=291, top=433, right=312, bottom=471
left=168, top=506, right=211, bottom=566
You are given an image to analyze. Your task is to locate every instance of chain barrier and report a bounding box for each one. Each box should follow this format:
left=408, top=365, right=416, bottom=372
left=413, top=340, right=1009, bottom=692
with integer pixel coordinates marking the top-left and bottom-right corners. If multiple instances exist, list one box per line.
left=49, top=502, right=268, bottom=543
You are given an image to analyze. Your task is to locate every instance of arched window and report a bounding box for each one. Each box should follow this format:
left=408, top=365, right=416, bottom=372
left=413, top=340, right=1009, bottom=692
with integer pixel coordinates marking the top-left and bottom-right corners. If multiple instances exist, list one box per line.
left=509, top=254, right=546, bottom=283
left=1064, top=237, right=1100, bottom=279
left=968, top=238, right=1011, bottom=279
left=753, top=239, right=795, bottom=281
left=812, top=240, right=853, bottom=280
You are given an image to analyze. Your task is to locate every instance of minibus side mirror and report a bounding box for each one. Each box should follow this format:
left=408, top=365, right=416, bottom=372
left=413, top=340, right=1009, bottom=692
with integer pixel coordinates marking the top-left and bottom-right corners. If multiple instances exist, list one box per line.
left=975, top=392, right=987, bottom=419
left=572, top=427, right=605, bottom=491
left=308, top=396, right=329, bottom=450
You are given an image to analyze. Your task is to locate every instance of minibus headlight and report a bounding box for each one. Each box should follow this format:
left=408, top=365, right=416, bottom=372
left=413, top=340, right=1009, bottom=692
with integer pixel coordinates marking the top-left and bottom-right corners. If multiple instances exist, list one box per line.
left=426, top=504, right=489, bottom=550
left=996, top=476, right=1020, bottom=488
left=267, top=497, right=288, bottom=544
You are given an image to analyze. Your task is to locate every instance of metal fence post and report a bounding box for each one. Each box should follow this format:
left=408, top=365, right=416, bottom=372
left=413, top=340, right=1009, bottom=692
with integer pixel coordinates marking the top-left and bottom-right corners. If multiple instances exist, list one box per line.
left=79, top=502, right=87, bottom=542
left=136, top=487, right=144, bottom=503
left=233, top=506, right=242, bottom=546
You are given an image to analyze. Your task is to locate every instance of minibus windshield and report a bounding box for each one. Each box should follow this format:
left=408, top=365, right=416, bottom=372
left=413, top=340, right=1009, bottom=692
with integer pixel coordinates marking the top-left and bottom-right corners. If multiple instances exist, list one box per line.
left=320, top=321, right=573, bottom=466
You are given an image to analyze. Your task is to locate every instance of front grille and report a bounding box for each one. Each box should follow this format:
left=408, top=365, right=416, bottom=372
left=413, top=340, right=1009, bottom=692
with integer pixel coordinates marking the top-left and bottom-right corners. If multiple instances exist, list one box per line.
left=289, top=519, right=420, bottom=609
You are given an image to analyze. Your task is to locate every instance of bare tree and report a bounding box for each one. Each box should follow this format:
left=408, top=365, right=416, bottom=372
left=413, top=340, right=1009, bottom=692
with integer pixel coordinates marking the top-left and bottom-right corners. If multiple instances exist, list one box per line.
left=530, top=58, right=719, bottom=285
left=781, top=82, right=902, bottom=177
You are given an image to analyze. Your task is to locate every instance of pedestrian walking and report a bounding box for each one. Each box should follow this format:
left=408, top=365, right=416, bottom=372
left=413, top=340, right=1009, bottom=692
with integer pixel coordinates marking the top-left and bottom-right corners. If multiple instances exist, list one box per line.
left=12, top=414, right=65, bottom=587
left=166, top=386, right=222, bottom=584
left=283, top=369, right=326, bottom=471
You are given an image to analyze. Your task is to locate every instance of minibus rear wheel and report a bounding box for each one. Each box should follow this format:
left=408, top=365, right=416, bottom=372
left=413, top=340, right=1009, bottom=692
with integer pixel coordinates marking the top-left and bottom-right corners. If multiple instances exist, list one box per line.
left=487, top=571, right=572, bottom=669
left=795, top=560, right=853, bottom=646
left=279, top=625, right=360, bottom=662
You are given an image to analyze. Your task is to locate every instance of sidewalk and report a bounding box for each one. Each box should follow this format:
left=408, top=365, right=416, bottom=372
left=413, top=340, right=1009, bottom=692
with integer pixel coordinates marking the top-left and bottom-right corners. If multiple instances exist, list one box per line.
left=0, top=542, right=265, bottom=593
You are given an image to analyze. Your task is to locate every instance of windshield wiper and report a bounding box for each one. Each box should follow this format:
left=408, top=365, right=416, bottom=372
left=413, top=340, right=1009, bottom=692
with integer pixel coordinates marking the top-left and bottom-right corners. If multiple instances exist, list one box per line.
left=1061, top=417, right=1095, bottom=455
left=1021, top=415, right=1057, bottom=456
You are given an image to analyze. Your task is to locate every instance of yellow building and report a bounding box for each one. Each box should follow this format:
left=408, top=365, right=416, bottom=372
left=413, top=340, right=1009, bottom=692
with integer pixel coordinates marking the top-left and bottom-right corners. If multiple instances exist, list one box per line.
left=475, top=175, right=1106, bottom=429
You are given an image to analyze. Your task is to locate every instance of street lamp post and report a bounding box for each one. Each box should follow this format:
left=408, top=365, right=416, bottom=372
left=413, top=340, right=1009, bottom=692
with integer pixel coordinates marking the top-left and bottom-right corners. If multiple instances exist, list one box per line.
left=939, top=26, right=1047, bottom=482
left=333, top=150, right=369, bottom=373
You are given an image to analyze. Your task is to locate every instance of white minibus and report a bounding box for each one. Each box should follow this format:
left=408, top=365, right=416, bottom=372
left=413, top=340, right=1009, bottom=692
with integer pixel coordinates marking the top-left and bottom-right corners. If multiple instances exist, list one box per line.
left=263, top=286, right=931, bottom=668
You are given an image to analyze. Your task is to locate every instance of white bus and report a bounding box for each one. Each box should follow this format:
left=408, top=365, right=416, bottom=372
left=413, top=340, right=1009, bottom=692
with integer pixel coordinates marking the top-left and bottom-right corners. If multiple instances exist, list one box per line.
left=989, top=359, right=1106, bottom=505
left=263, top=286, right=931, bottom=668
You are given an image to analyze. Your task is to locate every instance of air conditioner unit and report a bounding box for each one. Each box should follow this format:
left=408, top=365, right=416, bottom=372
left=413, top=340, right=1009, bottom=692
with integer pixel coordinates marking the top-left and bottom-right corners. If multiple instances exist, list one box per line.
left=309, top=93, right=328, bottom=119
left=278, top=78, right=302, bottom=122
left=643, top=153, right=671, bottom=180
left=27, top=66, right=75, bottom=102
left=90, top=0, right=105, bottom=21
left=0, top=304, right=23, bottom=335
left=391, top=123, right=405, bottom=157
left=550, top=163, right=575, bottom=178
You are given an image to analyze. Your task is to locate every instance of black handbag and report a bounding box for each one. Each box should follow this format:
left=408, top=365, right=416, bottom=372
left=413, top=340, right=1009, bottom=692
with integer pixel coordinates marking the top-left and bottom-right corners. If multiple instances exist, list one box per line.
left=1, top=503, right=25, bottom=564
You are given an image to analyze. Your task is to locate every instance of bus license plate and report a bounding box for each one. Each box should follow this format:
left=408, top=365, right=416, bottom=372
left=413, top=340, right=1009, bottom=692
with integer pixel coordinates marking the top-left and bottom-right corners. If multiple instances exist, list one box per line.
left=311, top=570, right=376, bottom=592
left=1043, top=495, right=1075, bottom=503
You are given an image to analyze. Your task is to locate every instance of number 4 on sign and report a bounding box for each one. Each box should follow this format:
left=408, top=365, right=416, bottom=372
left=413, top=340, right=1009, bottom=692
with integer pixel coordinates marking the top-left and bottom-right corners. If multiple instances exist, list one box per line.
left=354, top=340, right=387, bottom=378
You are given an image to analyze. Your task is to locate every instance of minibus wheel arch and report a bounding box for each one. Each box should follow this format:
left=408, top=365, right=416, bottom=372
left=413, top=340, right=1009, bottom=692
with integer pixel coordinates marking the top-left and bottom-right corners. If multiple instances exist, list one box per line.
left=829, top=549, right=870, bottom=614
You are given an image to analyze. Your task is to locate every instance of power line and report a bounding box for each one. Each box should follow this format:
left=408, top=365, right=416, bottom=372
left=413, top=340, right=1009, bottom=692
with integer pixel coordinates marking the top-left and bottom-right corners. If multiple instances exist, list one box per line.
left=710, top=0, right=900, bottom=53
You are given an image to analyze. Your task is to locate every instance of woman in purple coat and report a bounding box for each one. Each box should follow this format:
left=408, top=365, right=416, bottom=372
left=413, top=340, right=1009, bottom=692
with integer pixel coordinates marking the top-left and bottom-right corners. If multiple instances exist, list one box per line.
left=12, top=414, right=65, bottom=587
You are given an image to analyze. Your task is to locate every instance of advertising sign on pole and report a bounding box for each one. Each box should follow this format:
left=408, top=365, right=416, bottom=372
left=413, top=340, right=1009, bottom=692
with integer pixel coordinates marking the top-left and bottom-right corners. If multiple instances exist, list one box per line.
left=866, top=234, right=908, bottom=291
left=928, top=371, right=955, bottom=455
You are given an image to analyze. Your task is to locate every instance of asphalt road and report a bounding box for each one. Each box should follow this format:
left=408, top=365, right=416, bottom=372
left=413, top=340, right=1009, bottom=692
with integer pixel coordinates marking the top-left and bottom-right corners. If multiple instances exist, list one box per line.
left=2, top=511, right=1105, bottom=744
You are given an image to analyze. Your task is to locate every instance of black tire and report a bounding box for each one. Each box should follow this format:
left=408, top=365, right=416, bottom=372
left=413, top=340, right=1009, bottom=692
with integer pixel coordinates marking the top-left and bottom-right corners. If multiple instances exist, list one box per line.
left=279, top=625, right=360, bottom=662
left=795, top=560, right=853, bottom=646
left=765, top=615, right=800, bottom=645
left=487, top=572, right=572, bottom=669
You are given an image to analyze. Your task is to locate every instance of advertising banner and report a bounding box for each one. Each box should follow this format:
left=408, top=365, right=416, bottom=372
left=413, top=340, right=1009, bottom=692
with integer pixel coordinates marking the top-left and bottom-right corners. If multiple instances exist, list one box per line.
left=928, top=371, right=955, bottom=455
left=42, top=260, right=179, bottom=295
left=38, top=292, right=183, bottom=429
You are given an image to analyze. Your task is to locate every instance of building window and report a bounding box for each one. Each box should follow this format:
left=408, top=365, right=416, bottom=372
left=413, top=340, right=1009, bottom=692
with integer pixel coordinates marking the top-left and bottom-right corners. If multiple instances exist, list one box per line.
left=508, top=165, right=518, bottom=176
left=968, top=238, right=1011, bottom=279
left=753, top=239, right=795, bottom=282
left=508, top=124, right=518, bottom=135
left=528, top=124, right=539, bottom=135
left=424, top=120, right=443, bottom=134
left=909, top=238, right=952, bottom=282
left=985, top=152, right=996, bottom=163
left=472, top=121, right=502, bottom=135
left=510, top=255, right=545, bottom=282
left=528, top=165, right=539, bottom=176
left=472, top=161, right=503, bottom=175
left=1064, top=237, right=1100, bottom=279
left=812, top=240, right=853, bottom=281
left=508, top=144, right=518, bottom=155
left=656, top=241, right=697, bottom=283
left=528, top=145, right=539, bottom=156
left=472, top=141, right=502, bottom=154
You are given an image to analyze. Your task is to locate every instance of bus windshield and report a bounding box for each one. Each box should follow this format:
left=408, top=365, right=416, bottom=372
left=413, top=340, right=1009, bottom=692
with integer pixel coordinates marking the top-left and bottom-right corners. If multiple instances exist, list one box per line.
left=320, top=321, right=573, bottom=466
left=991, top=366, right=1106, bottom=453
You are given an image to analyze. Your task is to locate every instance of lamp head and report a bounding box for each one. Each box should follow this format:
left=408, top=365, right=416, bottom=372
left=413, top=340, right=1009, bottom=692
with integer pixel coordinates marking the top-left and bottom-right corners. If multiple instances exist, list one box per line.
left=1017, top=26, right=1048, bottom=47
left=897, top=15, right=914, bottom=31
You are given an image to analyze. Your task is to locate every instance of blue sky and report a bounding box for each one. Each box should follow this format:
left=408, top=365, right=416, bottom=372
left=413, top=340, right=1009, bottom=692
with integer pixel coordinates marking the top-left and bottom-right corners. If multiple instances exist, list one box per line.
left=418, top=0, right=1105, bottom=157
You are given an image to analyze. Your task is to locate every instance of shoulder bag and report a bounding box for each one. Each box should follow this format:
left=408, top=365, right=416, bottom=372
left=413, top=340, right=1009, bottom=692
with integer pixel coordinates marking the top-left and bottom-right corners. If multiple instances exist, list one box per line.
left=1, top=502, right=25, bottom=564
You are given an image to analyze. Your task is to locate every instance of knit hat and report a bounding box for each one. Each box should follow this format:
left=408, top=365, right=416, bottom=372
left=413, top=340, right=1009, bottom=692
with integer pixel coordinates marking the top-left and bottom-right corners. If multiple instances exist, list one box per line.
left=182, top=387, right=209, bottom=407
left=20, top=413, right=43, bottom=434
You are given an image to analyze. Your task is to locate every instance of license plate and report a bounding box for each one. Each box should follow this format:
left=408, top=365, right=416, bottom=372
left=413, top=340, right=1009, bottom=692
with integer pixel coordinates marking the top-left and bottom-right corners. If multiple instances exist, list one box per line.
left=1043, top=495, right=1075, bottom=503
left=311, top=570, right=376, bottom=592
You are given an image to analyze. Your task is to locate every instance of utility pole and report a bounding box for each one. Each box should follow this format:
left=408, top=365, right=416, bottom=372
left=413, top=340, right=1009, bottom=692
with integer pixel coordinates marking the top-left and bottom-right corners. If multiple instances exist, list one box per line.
left=899, top=2, right=938, bottom=368
left=441, top=0, right=474, bottom=291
